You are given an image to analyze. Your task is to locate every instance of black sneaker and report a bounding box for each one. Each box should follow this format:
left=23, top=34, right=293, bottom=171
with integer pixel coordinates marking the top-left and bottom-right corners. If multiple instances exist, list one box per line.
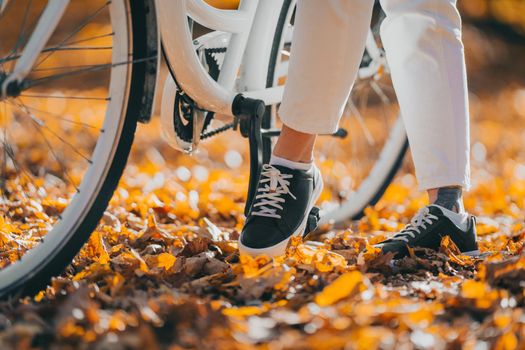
left=239, top=164, right=323, bottom=257
left=375, top=205, right=479, bottom=259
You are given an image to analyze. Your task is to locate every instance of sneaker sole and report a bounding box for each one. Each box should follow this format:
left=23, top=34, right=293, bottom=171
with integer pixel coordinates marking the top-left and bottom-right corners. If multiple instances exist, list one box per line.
left=238, top=167, right=323, bottom=258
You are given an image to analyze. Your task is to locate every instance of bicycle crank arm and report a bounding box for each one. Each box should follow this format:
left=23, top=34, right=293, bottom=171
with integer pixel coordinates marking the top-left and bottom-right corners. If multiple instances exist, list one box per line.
left=231, top=94, right=266, bottom=216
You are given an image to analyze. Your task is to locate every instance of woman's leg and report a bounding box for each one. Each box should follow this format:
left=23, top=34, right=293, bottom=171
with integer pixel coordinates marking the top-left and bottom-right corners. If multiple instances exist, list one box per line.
left=380, top=0, right=471, bottom=200
left=239, top=0, right=375, bottom=257
left=375, top=0, right=478, bottom=259
left=274, top=0, right=375, bottom=163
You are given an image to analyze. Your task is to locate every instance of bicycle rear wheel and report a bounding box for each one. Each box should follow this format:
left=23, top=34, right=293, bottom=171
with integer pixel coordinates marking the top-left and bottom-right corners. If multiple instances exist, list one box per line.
left=263, top=3, right=408, bottom=223
left=0, top=0, right=157, bottom=299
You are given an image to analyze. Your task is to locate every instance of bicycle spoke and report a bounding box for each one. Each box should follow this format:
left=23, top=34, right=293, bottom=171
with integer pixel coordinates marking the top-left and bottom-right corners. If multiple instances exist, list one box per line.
left=29, top=62, right=111, bottom=73
left=0, top=130, right=36, bottom=193
left=12, top=104, right=103, bottom=130
left=1, top=102, right=6, bottom=195
left=375, top=82, right=396, bottom=131
left=5, top=0, right=33, bottom=70
left=37, top=124, right=92, bottom=164
left=20, top=94, right=110, bottom=101
left=370, top=81, right=391, bottom=105
left=23, top=111, right=80, bottom=192
left=32, top=125, right=79, bottom=192
left=0, top=46, right=113, bottom=65
left=10, top=99, right=93, bottom=164
left=33, top=1, right=111, bottom=69
left=348, top=100, right=375, bottom=147
left=378, top=101, right=394, bottom=134
left=23, top=56, right=155, bottom=89
left=358, top=83, right=370, bottom=122
left=362, top=84, right=384, bottom=161
left=40, top=46, right=113, bottom=52
left=65, top=32, right=114, bottom=46
left=376, top=81, right=395, bottom=92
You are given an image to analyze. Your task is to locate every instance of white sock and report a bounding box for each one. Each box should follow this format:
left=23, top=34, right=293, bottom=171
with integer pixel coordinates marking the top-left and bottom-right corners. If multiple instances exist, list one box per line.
left=432, top=204, right=469, bottom=231
left=270, top=154, right=313, bottom=171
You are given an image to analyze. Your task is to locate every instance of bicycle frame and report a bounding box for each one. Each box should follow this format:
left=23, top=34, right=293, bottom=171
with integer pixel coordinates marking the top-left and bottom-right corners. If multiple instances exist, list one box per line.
left=158, top=0, right=289, bottom=117
left=159, top=0, right=387, bottom=118
left=2, top=0, right=386, bottom=117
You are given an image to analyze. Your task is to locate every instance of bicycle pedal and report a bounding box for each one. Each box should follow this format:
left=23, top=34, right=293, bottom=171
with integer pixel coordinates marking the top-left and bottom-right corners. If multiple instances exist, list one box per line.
left=303, top=206, right=321, bottom=237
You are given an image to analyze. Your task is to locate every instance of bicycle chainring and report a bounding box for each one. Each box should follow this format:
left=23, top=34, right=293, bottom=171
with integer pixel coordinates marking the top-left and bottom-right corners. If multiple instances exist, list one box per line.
left=172, top=47, right=224, bottom=143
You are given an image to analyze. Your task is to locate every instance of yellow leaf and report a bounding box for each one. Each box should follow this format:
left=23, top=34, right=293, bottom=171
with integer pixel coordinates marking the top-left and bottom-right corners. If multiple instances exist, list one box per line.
left=88, top=231, right=110, bottom=264
left=315, top=271, right=366, bottom=307
left=222, top=300, right=286, bottom=318
left=313, top=250, right=348, bottom=272
left=357, top=243, right=382, bottom=265
left=274, top=267, right=295, bottom=291
left=222, top=306, right=265, bottom=317
left=461, top=280, right=487, bottom=299
left=440, top=236, right=475, bottom=266
left=494, top=332, right=518, bottom=350
left=127, top=248, right=149, bottom=273
left=146, top=212, right=157, bottom=229
left=157, top=253, right=176, bottom=270
left=34, top=291, right=45, bottom=302
left=59, top=321, right=85, bottom=338
left=493, top=312, right=512, bottom=329
left=239, top=254, right=271, bottom=278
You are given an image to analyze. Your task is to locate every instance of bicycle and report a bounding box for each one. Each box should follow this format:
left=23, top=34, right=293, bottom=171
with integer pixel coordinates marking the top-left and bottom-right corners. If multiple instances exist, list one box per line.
left=0, top=0, right=407, bottom=299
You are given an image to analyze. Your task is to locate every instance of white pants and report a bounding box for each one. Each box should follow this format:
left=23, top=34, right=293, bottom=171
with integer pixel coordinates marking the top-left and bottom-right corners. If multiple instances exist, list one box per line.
left=278, top=0, right=470, bottom=191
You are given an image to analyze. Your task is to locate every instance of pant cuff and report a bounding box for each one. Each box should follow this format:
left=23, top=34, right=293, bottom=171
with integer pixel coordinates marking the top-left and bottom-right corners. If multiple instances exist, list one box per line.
left=417, top=176, right=471, bottom=192
left=279, top=110, right=339, bottom=135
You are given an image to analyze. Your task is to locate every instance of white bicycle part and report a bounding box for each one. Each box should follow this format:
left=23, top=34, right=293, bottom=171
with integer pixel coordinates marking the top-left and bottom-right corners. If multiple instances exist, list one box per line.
left=161, top=30, right=231, bottom=153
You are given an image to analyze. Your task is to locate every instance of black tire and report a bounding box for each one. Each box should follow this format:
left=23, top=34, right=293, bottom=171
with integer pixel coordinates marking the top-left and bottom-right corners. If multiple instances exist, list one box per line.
left=261, top=0, right=293, bottom=164
left=261, top=1, right=407, bottom=221
left=0, top=0, right=158, bottom=300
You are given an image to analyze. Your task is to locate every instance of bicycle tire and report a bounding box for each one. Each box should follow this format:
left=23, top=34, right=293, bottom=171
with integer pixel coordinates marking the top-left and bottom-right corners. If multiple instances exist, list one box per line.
left=0, top=0, right=158, bottom=300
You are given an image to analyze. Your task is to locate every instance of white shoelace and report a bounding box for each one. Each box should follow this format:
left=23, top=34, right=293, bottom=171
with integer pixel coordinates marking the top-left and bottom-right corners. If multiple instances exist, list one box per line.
left=392, top=207, right=438, bottom=243
left=252, top=164, right=297, bottom=219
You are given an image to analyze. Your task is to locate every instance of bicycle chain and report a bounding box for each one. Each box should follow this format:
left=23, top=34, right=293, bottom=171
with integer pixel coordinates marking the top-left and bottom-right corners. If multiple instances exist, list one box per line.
left=201, top=122, right=235, bottom=140
left=172, top=47, right=231, bottom=143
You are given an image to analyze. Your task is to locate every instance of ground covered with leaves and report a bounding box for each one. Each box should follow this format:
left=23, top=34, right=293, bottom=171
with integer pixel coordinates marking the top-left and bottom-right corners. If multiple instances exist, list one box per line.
left=1, top=25, right=525, bottom=350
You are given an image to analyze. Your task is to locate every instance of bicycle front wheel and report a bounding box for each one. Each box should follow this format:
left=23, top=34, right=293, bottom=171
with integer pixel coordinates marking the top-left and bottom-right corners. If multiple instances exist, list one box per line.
left=0, top=0, right=157, bottom=299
